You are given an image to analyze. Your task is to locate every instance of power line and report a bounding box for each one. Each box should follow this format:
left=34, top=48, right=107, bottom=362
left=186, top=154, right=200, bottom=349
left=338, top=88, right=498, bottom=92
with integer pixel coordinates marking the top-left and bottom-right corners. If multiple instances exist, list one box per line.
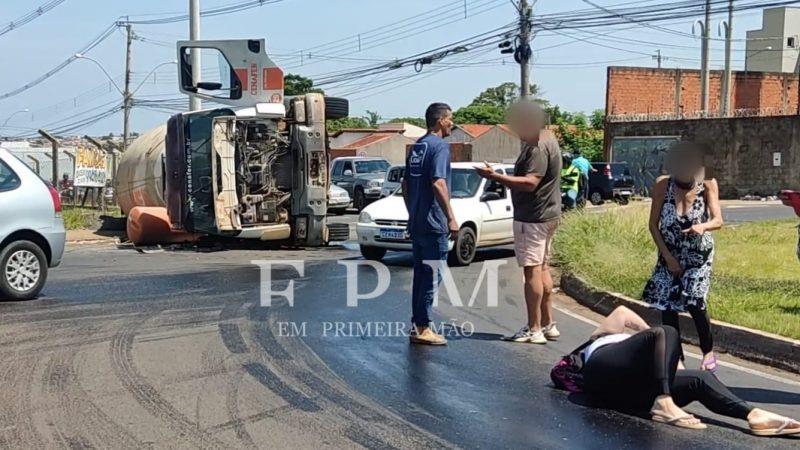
left=0, top=0, right=68, bottom=38
left=122, top=0, right=285, bottom=25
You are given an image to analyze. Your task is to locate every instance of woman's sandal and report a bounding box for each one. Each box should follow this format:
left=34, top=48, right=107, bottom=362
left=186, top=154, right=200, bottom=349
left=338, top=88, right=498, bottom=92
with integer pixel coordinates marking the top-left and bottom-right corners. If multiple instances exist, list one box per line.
left=750, top=418, right=800, bottom=437
left=701, top=354, right=718, bottom=373
left=651, top=412, right=708, bottom=430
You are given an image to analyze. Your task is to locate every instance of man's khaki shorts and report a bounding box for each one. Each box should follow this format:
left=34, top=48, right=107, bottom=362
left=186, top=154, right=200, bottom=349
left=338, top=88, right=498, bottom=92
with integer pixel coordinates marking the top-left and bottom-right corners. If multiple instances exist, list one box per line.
left=513, top=220, right=559, bottom=267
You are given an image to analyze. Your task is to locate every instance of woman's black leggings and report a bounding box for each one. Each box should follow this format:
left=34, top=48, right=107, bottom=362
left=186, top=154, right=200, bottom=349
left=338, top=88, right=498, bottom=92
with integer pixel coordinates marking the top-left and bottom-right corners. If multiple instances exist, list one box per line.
left=662, top=307, right=714, bottom=358
left=583, top=326, right=753, bottom=420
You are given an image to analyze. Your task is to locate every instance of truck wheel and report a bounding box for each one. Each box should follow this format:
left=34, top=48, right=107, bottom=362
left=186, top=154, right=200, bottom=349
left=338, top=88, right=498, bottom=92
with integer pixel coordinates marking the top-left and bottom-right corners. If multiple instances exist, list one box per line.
left=325, top=97, right=349, bottom=120
left=448, top=227, right=476, bottom=266
left=0, top=240, right=48, bottom=301
left=589, top=191, right=604, bottom=206
left=354, top=189, right=367, bottom=212
left=360, top=245, right=386, bottom=261
left=617, top=196, right=630, bottom=206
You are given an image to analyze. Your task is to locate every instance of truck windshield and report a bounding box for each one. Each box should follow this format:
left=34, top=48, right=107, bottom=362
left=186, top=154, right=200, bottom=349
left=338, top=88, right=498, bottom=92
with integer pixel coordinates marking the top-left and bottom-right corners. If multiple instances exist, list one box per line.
left=355, top=160, right=389, bottom=174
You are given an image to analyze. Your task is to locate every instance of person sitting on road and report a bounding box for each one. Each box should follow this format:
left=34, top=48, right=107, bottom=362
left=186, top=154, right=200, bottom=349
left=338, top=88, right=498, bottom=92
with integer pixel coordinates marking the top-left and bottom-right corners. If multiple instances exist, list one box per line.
left=575, top=306, right=800, bottom=435
left=560, top=153, right=580, bottom=210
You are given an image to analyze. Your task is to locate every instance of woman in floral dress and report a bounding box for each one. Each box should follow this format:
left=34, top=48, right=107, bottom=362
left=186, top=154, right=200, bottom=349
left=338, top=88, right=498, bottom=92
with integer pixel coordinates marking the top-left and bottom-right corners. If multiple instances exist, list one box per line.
left=643, top=142, right=724, bottom=372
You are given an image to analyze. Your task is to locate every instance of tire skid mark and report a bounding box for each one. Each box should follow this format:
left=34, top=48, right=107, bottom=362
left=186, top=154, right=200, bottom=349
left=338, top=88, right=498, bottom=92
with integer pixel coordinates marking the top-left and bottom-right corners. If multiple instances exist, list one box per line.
left=109, top=313, right=225, bottom=449
left=224, top=371, right=257, bottom=449
left=242, top=363, right=320, bottom=412
left=0, top=355, right=46, bottom=448
left=255, top=307, right=456, bottom=449
left=219, top=323, right=248, bottom=354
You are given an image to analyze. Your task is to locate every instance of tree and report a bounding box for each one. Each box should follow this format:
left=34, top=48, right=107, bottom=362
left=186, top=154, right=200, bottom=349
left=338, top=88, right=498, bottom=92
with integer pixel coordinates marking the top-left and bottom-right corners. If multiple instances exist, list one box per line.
left=471, top=82, right=542, bottom=109
left=364, top=110, right=382, bottom=127
left=284, top=73, right=324, bottom=96
left=590, top=109, right=605, bottom=130
left=326, top=117, right=371, bottom=135
left=452, top=104, right=505, bottom=125
left=388, top=117, right=426, bottom=128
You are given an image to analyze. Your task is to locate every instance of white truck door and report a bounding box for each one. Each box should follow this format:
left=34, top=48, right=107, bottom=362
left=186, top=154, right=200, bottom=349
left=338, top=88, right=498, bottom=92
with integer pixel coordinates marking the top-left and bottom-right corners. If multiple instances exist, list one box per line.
left=177, top=39, right=284, bottom=109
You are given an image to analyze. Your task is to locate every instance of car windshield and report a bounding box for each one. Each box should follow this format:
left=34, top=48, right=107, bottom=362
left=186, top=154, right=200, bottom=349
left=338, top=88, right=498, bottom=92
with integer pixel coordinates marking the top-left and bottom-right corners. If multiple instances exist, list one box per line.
left=393, top=168, right=481, bottom=199
left=354, top=160, right=390, bottom=173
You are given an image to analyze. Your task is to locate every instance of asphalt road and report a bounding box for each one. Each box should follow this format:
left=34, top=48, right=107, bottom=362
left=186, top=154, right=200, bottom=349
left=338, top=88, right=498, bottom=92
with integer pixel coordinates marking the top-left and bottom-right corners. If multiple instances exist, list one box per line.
left=1, top=240, right=797, bottom=449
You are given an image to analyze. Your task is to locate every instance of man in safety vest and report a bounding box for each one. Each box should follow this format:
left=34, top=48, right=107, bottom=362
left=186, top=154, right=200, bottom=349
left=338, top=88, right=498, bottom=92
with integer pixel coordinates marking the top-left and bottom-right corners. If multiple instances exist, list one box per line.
left=561, top=153, right=581, bottom=210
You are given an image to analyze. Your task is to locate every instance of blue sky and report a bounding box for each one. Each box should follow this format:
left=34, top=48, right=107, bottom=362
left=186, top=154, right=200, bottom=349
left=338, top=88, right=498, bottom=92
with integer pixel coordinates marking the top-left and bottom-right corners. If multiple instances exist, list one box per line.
left=0, top=0, right=770, bottom=137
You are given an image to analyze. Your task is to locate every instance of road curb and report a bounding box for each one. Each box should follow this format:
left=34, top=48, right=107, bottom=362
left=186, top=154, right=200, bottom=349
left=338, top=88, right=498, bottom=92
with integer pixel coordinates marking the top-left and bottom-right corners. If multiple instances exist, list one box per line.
left=560, top=272, right=800, bottom=374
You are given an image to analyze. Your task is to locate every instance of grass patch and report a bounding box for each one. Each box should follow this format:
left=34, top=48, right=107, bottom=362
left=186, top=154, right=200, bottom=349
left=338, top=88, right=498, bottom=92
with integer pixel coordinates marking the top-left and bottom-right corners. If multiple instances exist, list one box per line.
left=553, top=206, right=800, bottom=339
left=62, top=206, right=122, bottom=231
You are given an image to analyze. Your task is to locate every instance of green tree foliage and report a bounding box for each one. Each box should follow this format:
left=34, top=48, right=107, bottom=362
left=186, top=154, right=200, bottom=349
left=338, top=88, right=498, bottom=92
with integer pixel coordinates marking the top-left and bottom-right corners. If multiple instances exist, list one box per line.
left=388, top=117, right=426, bottom=128
left=452, top=104, right=505, bottom=125
left=590, top=109, right=605, bottom=129
left=326, top=117, right=371, bottom=135
left=284, top=73, right=324, bottom=96
left=364, top=110, right=382, bottom=127
left=471, top=82, right=542, bottom=108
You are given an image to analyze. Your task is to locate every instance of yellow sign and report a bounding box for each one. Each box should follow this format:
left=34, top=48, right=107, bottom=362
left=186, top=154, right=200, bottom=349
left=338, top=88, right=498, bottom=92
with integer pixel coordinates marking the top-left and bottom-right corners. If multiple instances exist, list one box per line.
left=74, top=147, right=107, bottom=187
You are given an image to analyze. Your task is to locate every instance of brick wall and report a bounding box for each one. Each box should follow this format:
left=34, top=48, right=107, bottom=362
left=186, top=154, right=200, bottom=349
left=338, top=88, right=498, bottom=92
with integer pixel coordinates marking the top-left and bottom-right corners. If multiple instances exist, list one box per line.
left=606, top=116, right=800, bottom=198
left=607, top=66, right=800, bottom=116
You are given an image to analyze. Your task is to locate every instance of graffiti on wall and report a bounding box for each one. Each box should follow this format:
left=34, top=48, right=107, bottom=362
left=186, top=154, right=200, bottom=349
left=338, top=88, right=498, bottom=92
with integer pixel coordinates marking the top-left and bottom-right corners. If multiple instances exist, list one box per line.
left=610, top=136, right=680, bottom=196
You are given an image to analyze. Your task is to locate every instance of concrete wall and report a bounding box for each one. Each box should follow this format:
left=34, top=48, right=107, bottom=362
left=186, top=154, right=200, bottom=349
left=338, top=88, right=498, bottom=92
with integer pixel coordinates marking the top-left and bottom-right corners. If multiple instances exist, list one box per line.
left=745, top=7, right=800, bottom=73
left=471, top=127, right=520, bottom=163
left=350, top=134, right=414, bottom=165
left=606, top=66, right=800, bottom=118
left=605, top=116, right=800, bottom=198
left=445, top=128, right=475, bottom=143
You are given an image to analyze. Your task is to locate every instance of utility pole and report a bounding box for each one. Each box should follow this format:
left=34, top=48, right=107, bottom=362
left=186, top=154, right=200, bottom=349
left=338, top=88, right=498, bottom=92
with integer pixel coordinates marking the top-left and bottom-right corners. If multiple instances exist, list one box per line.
left=519, top=0, right=533, bottom=99
left=189, top=0, right=202, bottom=111
left=700, top=0, right=711, bottom=114
left=653, top=49, right=663, bottom=69
left=123, top=24, right=133, bottom=152
left=720, top=0, right=733, bottom=117
left=38, top=129, right=58, bottom=186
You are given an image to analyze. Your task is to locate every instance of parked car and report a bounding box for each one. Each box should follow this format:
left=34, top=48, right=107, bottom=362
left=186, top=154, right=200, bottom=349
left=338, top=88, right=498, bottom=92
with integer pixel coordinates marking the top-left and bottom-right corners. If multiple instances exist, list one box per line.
left=328, top=184, right=351, bottom=215
left=356, top=163, right=515, bottom=266
left=330, top=157, right=391, bottom=211
left=381, top=165, right=404, bottom=197
left=0, top=148, right=65, bottom=300
left=588, top=162, right=635, bottom=205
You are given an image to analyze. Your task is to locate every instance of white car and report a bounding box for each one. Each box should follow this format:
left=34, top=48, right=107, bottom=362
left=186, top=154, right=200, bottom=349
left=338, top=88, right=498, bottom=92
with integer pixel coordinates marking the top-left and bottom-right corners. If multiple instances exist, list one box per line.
left=328, top=184, right=351, bottom=215
left=356, top=162, right=515, bottom=265
left=380, top=165, right=404, bottom=198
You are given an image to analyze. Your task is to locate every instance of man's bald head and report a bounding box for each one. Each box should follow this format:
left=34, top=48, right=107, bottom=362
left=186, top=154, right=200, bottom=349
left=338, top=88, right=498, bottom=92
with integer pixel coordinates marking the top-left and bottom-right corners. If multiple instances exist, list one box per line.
left=507, top=100, right=546, bottom=143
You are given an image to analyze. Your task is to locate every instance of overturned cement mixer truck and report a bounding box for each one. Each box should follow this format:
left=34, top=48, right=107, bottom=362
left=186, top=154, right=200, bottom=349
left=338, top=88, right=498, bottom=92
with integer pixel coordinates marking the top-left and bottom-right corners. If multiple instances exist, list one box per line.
left=115, top=39, right=350, bottom=246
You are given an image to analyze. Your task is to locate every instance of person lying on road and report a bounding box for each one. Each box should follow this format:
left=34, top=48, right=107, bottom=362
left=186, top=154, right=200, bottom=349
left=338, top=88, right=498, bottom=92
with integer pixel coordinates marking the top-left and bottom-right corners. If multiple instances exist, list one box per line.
left=569, top=306, right=800, bottom=435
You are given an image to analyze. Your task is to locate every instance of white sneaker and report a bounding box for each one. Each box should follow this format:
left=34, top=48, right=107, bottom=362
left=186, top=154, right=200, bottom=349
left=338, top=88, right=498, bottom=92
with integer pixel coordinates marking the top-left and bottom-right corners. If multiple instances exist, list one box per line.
left=504, top=326, right=547, bottom=344
left=543, top=322, right=560, bottom=340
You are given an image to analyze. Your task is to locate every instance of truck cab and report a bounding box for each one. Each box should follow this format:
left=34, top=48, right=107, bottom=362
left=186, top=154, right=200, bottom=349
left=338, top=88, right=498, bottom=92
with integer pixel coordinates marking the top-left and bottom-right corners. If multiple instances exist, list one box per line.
left=163, top=39, right=348, bottom=246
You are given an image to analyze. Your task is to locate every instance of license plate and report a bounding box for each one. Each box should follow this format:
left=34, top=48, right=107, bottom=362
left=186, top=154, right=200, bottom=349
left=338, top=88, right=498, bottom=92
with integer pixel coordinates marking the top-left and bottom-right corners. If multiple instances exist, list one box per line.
left=379, top=229, right=406, bottom=240
left=618, top=190, right=632, bottom=196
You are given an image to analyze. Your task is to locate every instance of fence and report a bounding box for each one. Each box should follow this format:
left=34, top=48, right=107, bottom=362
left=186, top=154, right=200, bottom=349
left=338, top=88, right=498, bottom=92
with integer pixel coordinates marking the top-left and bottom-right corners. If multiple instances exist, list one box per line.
left=606, top=107, right=786, bottom=123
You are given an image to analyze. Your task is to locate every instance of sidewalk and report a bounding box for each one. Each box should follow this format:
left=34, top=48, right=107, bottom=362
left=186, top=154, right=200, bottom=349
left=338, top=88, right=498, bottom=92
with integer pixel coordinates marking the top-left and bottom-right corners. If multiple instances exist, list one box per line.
left=65, top=229, right=123, bottom=245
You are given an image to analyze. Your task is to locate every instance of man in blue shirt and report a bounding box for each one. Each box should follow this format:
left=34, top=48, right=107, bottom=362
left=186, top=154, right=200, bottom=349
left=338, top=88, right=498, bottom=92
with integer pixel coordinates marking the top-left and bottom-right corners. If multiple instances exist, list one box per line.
left=402, top=102, right=457, bottom=346
left=571, top=148, right=596, bottom=203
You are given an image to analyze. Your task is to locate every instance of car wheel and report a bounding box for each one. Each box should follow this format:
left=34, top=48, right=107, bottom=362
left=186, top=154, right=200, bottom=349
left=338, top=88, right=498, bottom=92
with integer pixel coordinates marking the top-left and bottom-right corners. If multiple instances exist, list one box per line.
left=0, top=240, right=48, bottom=301
left=360, top=245, right=386, bottom=261
left=324, top=97, right=349, bottom=120
left=448, top=227, right=477, bottom=266
left=590, top=191, right=604, bottom=206
left=354, top=189, right=367, bottom=212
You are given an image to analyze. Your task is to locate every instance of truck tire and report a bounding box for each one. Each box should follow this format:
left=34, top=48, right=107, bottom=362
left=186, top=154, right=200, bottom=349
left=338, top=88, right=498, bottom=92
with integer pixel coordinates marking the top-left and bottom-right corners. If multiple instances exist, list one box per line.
left=0, top=240, right=48, bottom=301
left=354, top=189, right=367, bottom=212
left=325, top=97, right=349, bottom=120
left=589, top=190, right=604, bottom=206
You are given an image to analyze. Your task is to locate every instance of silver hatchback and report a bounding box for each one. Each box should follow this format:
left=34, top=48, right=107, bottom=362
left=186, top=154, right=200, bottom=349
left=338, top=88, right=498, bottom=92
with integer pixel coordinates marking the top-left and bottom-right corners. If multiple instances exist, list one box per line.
left=0, top=148, right=65, bottom=300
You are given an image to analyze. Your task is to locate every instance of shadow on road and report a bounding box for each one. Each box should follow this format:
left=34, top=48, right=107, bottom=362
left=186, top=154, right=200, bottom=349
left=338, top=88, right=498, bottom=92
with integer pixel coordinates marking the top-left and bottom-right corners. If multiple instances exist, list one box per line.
left=730, top=387, right=800, bottom=405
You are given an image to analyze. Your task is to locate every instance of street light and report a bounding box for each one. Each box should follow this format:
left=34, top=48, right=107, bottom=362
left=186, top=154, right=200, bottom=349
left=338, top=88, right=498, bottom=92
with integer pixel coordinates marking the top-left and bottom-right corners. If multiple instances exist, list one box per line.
left=132, top=60, right=178, bottom=94
left=73, top=53, right=124, bottom=94
left=2, top=108, right=29, bottom=127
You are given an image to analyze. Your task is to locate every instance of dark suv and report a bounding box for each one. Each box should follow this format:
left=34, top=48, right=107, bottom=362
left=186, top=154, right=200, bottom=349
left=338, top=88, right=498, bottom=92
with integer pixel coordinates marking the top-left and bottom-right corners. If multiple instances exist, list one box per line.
left=588, top=162, right=635, bottom=205
left=330, top=157, right=390, bottom=211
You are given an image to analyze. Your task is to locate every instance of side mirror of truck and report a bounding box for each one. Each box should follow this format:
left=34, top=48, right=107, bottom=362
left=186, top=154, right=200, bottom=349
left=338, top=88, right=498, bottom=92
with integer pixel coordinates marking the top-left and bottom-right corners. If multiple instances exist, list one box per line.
left=481, top=192, right=501, bottom=202
left=343, top=170, right=353, bottom=177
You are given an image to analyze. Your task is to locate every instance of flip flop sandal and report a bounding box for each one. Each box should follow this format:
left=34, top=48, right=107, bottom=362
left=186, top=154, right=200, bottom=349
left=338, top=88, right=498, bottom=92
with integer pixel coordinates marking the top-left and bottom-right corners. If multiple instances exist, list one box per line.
left=651, top=413, right=708, bottom=430
left=751, top=419, right=800, bottom=436
left=701, top=354, right=718, bottom=373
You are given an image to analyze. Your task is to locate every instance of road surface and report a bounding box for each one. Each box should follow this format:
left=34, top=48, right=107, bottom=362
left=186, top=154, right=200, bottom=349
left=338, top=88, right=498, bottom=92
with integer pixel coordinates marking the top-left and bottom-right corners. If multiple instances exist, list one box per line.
left=0, top=241, right=797, bottom=449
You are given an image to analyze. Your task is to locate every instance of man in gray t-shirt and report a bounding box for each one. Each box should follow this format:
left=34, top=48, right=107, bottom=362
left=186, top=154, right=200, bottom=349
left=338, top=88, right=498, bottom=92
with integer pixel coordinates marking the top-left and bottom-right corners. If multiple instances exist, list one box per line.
left=475, top=100, right=562, bottom=345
